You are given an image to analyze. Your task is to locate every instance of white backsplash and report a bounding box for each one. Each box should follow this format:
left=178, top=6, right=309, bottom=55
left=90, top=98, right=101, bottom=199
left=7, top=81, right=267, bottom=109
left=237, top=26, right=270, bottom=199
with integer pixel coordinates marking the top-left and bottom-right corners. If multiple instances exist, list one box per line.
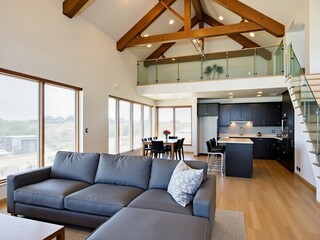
left=219, top=122, right=282, bottom=136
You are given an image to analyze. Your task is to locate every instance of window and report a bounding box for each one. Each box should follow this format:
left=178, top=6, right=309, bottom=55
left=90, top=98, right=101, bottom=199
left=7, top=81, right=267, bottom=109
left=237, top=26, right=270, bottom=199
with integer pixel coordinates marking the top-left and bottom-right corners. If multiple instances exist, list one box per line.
left=108, top=97, right=152, bottom=154
left=133, top=103, right=142, bottom=149
left=108, top=97, right=117, bottom=154
left=119, top=100, right=131, bottom=153
left=157, top=107, right=192, bottom=144
left=0, top=75, right=39, bottom=180
left=44, top=85, right=76, bottom=166
left=0, top=70, right=80, bottom=181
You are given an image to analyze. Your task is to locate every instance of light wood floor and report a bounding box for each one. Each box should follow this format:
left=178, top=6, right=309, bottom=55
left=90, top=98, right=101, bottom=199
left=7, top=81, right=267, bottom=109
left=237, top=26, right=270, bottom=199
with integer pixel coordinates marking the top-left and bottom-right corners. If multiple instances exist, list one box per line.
left=1, top=153, right=320, bottom=240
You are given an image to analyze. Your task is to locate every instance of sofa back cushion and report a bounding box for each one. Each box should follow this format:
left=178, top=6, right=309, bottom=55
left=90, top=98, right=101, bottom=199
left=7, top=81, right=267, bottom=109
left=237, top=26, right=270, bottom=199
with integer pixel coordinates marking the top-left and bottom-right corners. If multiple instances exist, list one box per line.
left=50, top=151, right=100, bottom=184
left=149, top=159, right=208, bottom=190
left=95, top=154, right=152, bottom=190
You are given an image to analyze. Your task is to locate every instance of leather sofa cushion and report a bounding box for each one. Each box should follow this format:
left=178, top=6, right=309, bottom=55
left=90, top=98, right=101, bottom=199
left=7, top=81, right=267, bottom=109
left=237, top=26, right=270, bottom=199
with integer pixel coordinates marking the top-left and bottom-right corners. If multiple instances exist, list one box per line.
left=95, top=154, right=152, bottom=190
left=128, top=189, right=192, bottom=216
left=64, top=184, right=144, bottom=217
left=86, top=207, right=210, bottom=240
left=50, top=151, right=100, bottom=184
left=149, top=159, right=208, bottom=190
left=14, top=179, right=90, bottom=209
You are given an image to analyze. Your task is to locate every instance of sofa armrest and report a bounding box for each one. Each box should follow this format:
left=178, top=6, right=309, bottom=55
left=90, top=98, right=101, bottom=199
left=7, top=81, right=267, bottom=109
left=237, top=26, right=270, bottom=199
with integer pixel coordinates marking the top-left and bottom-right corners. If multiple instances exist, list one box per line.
left=192, top=175, right=216, bottom=221
left=7, top=167, right=51, bottom=214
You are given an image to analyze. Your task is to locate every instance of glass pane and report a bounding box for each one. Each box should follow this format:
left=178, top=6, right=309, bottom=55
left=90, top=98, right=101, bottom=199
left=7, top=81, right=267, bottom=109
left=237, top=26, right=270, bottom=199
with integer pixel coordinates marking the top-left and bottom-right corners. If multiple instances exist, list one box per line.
left=133, top=103, right=142, bottom=150
left=0, top=74, right=39, bottom=179
left=44, top=85, right=76, bottom=166
left=158, top=108, right=173, bottom=139
left=108, top=97, right=117, bottom=154
left=175, top=108, right=192, bottom=144
left=119, top=100, right=131, bottom=153
left=144, top=106, right=151, bottom=138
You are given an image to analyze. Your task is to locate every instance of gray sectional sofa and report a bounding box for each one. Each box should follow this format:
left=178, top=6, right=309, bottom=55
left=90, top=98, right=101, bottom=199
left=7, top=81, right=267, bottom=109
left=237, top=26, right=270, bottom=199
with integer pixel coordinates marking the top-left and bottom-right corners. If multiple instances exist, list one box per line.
left=7, top=151, right=216, bottom=240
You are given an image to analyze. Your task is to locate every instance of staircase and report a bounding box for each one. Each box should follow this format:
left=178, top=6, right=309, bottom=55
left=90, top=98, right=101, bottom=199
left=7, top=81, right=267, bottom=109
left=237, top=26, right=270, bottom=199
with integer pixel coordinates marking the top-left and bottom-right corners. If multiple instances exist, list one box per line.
left=287, top=45, right=320, bottom=202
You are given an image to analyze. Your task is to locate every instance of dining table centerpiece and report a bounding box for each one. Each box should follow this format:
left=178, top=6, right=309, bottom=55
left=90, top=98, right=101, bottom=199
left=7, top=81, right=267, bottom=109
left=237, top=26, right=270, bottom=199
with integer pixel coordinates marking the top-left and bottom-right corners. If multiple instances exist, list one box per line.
left=163, top=129, right=171, bottom=141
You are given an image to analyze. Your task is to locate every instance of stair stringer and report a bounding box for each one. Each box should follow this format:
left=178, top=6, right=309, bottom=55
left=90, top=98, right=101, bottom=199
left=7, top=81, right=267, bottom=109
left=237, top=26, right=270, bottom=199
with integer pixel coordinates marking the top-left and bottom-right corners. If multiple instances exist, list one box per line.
left=287, top=78, right=320, bottom=203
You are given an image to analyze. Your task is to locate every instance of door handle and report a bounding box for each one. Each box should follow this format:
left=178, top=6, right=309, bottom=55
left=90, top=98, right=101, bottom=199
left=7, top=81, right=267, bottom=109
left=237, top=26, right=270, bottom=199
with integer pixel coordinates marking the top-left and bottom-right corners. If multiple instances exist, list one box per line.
left=291, top=140, right=294, bottom=147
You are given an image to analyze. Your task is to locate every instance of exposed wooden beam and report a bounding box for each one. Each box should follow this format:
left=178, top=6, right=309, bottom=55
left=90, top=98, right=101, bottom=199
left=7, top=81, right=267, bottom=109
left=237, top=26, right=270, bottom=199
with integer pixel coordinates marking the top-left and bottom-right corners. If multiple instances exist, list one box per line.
left=63, top=0, right=90, bottom=18
left=117, top=0, right=177, bottom=52
left=203, top=14, right=271, bottom=60
left=160, top=0, right=184, bottom=23
left=212, top=0, right=284, bottom=37
left=203, top=14, right=258, bottom=48
left=191, top=0, right=203, bottom=21
left=146, top=17, right=199, bottom=60
left=144, top=48, right=269, bottom=67
left=184, top=0, right=192, bottom=31
left=127, top=21, right=264, bottom=47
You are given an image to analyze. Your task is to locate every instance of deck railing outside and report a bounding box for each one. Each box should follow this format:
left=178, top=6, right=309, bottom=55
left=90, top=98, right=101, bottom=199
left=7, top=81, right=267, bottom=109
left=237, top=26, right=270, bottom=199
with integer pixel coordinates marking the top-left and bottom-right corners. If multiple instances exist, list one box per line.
left=137, top=45, right=284, bottom=85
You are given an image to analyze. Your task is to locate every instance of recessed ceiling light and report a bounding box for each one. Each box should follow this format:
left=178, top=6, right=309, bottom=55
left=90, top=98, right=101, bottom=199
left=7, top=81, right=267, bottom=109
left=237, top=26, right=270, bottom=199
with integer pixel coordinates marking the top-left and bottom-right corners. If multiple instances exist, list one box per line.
left=229, top=96, right=233, bottom=99
left=147, top=44, right=152, bottom=48
left=143, top=34, right=149, bottom=37
left=228, top=92, right=233, bottom=95
left=219, top=16, right=224, bottom=21
left=257, top=94, right=261, bottom=97
left=172, top=58, right=175, bottom=61
left=257, top=91, right=263, bottom=94
left=169, top=19, right=174, bottom=25
left=250, top=32, right=255, bottom=37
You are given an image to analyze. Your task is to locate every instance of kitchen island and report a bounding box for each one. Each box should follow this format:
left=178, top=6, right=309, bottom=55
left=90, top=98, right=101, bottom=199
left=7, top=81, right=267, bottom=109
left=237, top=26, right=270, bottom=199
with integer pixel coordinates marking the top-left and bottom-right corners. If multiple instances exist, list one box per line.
left=218, top=137, right=253, bottom=178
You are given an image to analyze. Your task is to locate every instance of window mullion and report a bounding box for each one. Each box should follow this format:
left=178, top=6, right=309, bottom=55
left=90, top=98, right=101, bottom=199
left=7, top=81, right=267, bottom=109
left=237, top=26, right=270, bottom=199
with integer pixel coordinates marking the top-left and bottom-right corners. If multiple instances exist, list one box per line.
left=39, top=82, right=45, bottom=167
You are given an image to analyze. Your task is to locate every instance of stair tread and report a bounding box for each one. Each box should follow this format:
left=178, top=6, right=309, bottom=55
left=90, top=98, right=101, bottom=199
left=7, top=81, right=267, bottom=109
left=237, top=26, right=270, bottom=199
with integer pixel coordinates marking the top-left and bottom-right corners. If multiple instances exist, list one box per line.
left=313, top=162, right=320, bottom=167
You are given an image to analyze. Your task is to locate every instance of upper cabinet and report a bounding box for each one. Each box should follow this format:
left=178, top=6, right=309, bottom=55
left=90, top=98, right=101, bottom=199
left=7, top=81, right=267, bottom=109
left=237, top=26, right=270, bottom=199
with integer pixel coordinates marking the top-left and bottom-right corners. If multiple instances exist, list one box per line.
left=219, top=102, right=281, bottom=126
left=252, top=103, right=281, bottom=126
left=229, top=104, right=253, bottom=121
left=197, top=103, right=219, bottom=117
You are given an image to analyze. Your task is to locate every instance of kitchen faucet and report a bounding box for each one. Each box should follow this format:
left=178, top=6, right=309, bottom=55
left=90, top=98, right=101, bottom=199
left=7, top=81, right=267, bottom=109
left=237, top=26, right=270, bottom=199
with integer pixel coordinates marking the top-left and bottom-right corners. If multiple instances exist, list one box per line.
left=239, top=126, right=244, bottom=136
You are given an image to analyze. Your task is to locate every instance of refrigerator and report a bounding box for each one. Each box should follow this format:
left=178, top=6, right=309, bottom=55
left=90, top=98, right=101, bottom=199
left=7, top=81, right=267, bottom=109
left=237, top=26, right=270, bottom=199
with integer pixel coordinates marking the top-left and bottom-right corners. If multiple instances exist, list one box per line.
left=199, top=116, right=218, bottom=154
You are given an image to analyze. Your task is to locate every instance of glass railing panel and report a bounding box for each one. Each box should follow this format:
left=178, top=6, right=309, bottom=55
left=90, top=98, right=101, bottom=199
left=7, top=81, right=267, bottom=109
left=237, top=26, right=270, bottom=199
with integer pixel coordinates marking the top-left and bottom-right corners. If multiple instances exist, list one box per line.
left=202, top=53, right=227, bottom=80
left=227, top=49, right=255, bottom=79
left=137, top=44, right=285, bottom=85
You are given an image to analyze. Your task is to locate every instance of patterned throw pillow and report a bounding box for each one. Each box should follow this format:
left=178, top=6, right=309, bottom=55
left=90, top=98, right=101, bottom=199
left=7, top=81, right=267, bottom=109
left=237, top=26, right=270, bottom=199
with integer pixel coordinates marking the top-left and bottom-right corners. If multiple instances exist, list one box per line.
left=167, top=160, right=204, bottom=207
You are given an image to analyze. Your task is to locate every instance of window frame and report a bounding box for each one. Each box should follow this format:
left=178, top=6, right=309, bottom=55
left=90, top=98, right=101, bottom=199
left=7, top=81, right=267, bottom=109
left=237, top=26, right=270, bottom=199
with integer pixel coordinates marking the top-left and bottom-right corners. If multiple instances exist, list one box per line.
left=0, top=68, right=81, bottom=182
left=156, top=106, right=192, bottom=145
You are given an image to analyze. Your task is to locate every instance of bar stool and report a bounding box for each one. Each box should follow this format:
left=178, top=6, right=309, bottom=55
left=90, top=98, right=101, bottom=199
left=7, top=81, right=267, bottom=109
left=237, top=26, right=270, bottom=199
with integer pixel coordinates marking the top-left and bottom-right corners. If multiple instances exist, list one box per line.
left=206, top=140, right=225, bottom=175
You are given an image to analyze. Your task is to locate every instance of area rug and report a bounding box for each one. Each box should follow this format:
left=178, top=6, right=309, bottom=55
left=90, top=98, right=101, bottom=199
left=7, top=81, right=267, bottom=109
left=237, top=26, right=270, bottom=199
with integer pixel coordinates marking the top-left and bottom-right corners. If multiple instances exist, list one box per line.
left=212, top=209, right=247, bottom=240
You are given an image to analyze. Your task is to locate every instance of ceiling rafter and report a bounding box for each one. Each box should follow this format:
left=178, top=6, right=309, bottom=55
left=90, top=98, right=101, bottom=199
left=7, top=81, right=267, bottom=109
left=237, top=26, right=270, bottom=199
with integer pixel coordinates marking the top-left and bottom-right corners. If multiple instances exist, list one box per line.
left=184, top=0, right=192, bottom=30
left=191, top=0, right=204, bottom=21
left=212, top=0, right=284, bottom=37
left=203, top=14, right=271, bottom=60
left=63, top=0, right=90, bottom=18
left=146, top=17, right=199, bottom=60
left=116, top=0, right=177, bottom=52
left=126, top=21, right=264, bottom=47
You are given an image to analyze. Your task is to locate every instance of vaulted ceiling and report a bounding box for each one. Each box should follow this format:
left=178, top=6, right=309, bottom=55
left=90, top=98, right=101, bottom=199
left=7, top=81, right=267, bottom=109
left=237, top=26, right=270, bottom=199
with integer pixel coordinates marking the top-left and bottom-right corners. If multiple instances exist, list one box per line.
left=63, top=0, right=300, bottom=60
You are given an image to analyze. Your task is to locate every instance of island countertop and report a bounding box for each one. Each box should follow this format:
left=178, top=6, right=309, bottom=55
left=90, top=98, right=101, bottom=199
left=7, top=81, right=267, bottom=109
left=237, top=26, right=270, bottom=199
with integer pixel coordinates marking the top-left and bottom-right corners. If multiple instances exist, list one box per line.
left=218, top=137, right=253, bottom=144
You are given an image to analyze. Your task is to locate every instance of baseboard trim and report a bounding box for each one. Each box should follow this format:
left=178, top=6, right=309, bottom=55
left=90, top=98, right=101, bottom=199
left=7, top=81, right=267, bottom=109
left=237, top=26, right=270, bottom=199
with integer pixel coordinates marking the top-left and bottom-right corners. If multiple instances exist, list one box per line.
left=294, top=173, right=316, bottom=192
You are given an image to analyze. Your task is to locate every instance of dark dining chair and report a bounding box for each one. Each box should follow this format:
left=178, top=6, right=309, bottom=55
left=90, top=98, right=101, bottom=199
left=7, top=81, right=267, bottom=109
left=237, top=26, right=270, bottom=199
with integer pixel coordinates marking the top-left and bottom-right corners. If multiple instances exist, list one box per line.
left=151, top=141, right=169, bottom=158
left=173, top=139, right=182, bottom=160
left=168, top=136, right=178, bottom=139
left=179, top=138, right=185, bottom=160
left=141, top=138, right=151, bottom=156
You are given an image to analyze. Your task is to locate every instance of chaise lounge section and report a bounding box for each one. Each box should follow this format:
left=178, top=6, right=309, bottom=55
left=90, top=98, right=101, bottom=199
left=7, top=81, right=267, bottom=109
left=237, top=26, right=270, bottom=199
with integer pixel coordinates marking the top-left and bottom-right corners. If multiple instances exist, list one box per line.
left=7, top=151, right=216, bottom=239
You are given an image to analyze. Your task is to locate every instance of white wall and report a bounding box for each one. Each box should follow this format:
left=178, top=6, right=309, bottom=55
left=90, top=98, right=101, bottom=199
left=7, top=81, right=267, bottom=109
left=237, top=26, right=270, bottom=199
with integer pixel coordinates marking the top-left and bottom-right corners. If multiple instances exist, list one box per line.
left=0, top=0, right=155, bottom=199
left=308, top=0, right=320, bottom=73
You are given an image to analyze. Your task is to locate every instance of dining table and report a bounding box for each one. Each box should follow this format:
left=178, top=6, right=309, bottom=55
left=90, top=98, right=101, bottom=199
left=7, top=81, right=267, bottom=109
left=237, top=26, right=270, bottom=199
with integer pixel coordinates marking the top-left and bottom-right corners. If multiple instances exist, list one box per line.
left=142, top=139, right=178, bottom=160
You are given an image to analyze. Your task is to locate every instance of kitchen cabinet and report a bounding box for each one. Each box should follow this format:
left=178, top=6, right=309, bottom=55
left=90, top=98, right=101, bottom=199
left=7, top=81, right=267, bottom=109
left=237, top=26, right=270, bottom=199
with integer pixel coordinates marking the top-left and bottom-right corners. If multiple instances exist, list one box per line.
left=252, top=138, right=276, bottom=159
left=198, top=103, right=219, bottom=116
left=252, top=103, right=281, bottom=126
left=219, top=104, right=230, bottom=126
left=229, top=104, right=253, bottom=121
